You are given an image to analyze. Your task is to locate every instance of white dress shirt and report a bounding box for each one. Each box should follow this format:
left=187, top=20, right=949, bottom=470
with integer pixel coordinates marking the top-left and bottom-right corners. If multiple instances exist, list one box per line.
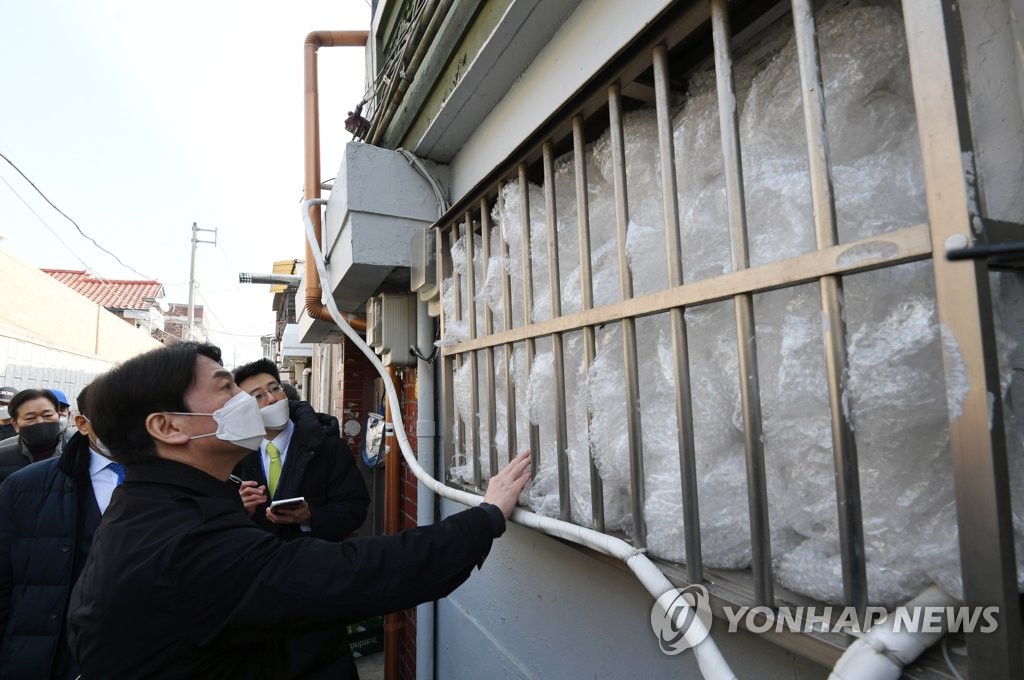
left=259, top=418, right=295, bottom=484
left=258, top=419, right=309, bottom=532
left=88, top=448, right=121, bottom=514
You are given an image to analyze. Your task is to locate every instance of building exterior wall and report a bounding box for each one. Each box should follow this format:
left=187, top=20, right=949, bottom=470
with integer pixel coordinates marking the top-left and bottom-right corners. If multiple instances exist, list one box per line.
left=0, top=245, right=162, bottom=403
left=436, top=497, right=828, bottom=680
left=346, top=0, right=1024, bottom=676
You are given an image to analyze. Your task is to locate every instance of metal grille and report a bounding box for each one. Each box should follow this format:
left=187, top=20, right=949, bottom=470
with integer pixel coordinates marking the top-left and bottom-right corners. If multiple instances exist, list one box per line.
left=435, top=1, right=1021, bottom=676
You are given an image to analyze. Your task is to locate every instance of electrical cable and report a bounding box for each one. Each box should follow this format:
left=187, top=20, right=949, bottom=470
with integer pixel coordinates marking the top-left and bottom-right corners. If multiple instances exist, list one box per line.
left=0, top=173, right=99, bottom=274
left=0, top=150, right=154, bottom=280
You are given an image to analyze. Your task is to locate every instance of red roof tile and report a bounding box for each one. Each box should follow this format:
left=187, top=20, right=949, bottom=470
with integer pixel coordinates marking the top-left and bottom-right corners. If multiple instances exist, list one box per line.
left=43, top=269, right=164, bottom=311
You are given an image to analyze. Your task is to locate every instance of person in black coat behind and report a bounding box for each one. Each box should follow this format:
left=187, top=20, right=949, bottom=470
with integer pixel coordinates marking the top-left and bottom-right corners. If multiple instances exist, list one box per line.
left=0, top=385, right=122, bottom=679
left=67, top=342, right=532, bottom=679
left=0, top=389, right=64, bottom=483
left=232, top=359, right=369, bottom=542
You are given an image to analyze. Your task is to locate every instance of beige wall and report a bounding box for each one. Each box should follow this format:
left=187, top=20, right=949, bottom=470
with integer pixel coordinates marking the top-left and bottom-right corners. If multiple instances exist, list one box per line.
left=0, top=244, right=161, bottom=362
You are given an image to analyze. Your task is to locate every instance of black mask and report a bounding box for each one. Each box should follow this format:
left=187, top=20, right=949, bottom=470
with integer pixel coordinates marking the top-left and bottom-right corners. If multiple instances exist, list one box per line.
left=19, top=421, right=60, bottom=452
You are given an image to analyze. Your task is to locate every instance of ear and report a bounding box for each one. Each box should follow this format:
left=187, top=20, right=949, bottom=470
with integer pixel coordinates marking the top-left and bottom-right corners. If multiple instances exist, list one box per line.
left=11, top=420, right=19, bottom=434
left=146, top=413, right=192, bottom=446
left=74, top=414, right=91, bottom=436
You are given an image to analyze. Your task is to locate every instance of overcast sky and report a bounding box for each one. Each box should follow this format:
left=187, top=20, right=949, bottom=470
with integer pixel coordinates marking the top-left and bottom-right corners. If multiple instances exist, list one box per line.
left=0, top=0, right=371, bottom=367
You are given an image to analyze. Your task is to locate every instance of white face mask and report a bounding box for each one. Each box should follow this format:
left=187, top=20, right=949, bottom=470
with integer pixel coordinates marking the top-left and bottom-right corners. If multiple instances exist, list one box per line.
left=259, top=398, right=290, bottom=429
left=0, top=406, right=8, bottom=421
left=167, top=391, right=267, bottom=451
left=81, top=416, right=112, bottom=456
left=58, top=415, right=70, bottom=432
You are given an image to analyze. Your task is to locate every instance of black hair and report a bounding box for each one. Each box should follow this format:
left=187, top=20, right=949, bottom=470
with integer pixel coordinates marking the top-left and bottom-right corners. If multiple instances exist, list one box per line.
left=232, top=358, right=280, bottom=387
left=280, top=382, right=301, bottom=401
left=8, top=389, right=58, bottom=421
left=77, top=385, right=92, bottom=420
left=89, top=342, right=223, bottom=465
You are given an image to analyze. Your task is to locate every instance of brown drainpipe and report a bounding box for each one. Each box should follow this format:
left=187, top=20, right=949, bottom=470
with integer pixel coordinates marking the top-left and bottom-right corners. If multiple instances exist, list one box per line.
left=383, top=366, right=403, bottom=680
left=303, top=31, right=369, bottom=333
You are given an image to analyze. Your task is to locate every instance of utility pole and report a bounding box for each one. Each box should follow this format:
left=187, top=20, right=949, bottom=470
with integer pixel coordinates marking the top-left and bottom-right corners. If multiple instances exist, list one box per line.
left=187, top=222, right=218, bottom=341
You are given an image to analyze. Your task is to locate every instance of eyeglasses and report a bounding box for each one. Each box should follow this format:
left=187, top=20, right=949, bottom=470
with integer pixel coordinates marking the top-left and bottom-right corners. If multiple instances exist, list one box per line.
left=250, top=384, right=284, bottom=404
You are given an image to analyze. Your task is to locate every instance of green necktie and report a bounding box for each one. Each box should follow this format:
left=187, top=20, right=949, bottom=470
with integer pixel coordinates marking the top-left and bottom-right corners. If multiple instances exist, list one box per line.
left=267, top=442, right=282, bottom=498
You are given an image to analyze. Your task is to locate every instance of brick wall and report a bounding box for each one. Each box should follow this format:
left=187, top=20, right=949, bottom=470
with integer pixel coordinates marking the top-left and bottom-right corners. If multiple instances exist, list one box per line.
left=337, top=337, right=377, bottom=455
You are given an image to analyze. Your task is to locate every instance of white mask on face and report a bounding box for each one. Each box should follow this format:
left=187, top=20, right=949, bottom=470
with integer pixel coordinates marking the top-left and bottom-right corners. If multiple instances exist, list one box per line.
left=0, top=406, right=8, bottom=421
left=259, top=398, right=290, bottom=429
left=81, top=417, right=112, bottom=456
left=167, top=391, right=267, bottom=451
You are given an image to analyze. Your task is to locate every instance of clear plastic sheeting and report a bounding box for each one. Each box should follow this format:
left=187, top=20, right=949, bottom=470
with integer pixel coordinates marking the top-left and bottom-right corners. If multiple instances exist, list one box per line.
left=442, top=0, right=1024, bottom=606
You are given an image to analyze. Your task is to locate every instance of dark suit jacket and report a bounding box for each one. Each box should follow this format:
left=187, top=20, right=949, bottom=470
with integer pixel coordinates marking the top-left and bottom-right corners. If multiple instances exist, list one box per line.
left=0, top=433, right=100, bottom=679
left=234, top=400, right=369, bottom=542
left=67, top=458, right=505, bottom=679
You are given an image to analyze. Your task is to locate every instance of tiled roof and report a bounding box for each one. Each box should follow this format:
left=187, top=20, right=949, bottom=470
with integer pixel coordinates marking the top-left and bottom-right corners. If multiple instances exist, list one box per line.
left=43, top=269, right=164, bottom=311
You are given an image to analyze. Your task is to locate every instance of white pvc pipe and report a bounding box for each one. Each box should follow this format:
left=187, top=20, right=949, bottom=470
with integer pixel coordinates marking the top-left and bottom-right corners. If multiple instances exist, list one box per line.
left=302, top=199, right=735, bottom=680
left=828, top=585, right=956, bottom=680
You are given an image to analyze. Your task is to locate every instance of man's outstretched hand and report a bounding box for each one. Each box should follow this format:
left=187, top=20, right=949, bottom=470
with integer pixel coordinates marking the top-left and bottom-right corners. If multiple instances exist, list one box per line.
left=483, top=450, right=532, bottom=519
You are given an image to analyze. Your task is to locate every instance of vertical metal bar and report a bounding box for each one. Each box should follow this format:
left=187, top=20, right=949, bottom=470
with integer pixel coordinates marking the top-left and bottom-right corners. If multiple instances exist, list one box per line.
left=481, top=198, right=499, bottom=478
left=438, top=224, right=456, bottom=482
left=543, top=142, right=571, bottom=522
left=465, top=211, right=482, bottom=490
left=450, top=226, right=467, bottom=480
left=573, top=116, right=605, bottom=532
left=498, top=185, right=518, bottom=463
left=791, top=0, right=866, bottom=616
left=653, top=44, right=702, bottom=583
left=519, top=163, right=541, bottom=476
left=608, top=83, right=647, bottom=548
left=711, top=0, right=772, bottom=605
left=902, top=1, right=1021, bottom=677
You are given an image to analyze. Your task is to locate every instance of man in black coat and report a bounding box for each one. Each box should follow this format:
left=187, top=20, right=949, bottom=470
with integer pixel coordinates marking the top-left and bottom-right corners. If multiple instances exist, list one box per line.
left=232, top=358, right=369, bottom=542
left=0, top=385, right=122, bottom=679
left=67, top=342, right=531, bottom=678
left=0, top=389, right=64, bottom=483
left=232, top=358, right=370, bottom=678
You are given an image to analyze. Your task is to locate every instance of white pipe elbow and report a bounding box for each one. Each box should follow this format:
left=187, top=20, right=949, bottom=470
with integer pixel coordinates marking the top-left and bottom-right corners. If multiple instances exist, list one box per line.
left=829, top=585, right=957, bottom=680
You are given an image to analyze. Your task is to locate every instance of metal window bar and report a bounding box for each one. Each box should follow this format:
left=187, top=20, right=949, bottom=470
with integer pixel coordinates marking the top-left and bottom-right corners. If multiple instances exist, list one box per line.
left=572, top=115, right=605, bottom=532
left=450, top=226, right=467, bottom=483
left=464, top=212, right=483, bottom=490
left=900, top=1, right=1022, bottom=677
left=789, top=0, right=867, bottom=617
left=498, top=186, right=518, bottom=464
left=543, top=142, right=572, bottom=522
left=433, top=1, right=1021, bottom=676
left=652, top=44, right=702, bottom=584
left=710, top=0, right=772, bottom=606
left=608, top=82, right=647, bottom=549
left=518, top=163, right=542, bottom=479
left=481, top=198, right=500, bottom=478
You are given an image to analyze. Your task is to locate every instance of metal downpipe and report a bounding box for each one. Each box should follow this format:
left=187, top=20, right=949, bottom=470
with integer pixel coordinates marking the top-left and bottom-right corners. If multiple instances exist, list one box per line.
left=303, top=30, right=368, bottom=328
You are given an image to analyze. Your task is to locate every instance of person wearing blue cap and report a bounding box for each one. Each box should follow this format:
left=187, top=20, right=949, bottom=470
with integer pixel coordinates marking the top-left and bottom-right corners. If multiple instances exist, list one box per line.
left=48, top=389, right=76, bottom=450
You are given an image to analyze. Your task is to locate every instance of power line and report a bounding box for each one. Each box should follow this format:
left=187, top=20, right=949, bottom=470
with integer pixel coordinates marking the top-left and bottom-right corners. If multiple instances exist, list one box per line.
left=0, top=173, right=102, bottom=276
left=0, top=149, right=155, bottom=281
